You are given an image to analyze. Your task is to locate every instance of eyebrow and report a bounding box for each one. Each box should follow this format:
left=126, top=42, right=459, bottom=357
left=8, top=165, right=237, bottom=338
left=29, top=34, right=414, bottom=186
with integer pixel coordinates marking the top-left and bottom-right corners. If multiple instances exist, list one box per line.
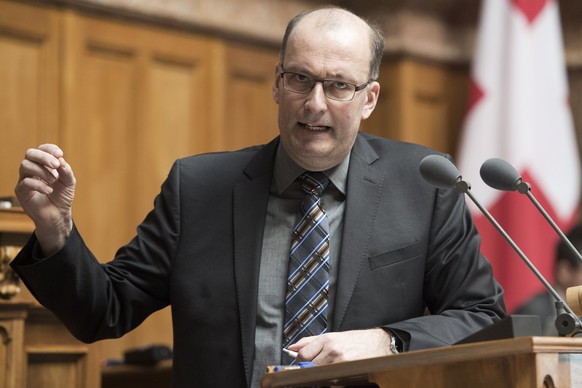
left=286, top=68, right=355, bottom=83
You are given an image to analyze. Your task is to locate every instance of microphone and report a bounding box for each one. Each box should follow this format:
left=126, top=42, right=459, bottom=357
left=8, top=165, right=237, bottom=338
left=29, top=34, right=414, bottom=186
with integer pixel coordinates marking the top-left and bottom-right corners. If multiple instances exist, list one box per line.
left=480, top=157, right=582, bottom=266
left=419, top=154, right=582, bottom=336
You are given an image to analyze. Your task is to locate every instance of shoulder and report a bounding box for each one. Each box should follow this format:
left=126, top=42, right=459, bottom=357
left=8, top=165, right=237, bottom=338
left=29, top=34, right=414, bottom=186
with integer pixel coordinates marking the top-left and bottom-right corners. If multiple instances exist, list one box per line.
left=356, top=132, right=446, bottom=169
left=179, top=144, right=265, bottom=170
left=172, top=138, right=278, bottom=179
left=156, top=138, right=279, bottom=196
left=358, top=131, right=443, bottom=156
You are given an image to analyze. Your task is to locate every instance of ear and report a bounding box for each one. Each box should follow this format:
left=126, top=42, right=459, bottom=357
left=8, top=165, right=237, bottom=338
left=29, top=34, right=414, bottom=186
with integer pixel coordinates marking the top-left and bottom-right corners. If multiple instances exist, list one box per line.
left=361, top=81, right=380, bottom=120
left=272, top=64, right=282, bottom=104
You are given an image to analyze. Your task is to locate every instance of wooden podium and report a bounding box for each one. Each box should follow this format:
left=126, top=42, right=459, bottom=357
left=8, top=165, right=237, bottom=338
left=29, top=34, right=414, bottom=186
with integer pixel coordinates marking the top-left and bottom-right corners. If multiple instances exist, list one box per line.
left=261, top=337, right=582, bottom=387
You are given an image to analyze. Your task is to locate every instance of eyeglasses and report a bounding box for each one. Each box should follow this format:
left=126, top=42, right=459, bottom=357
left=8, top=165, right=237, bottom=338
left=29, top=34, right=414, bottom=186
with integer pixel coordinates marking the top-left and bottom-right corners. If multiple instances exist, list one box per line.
left=280, top=71, right=370, bottom=101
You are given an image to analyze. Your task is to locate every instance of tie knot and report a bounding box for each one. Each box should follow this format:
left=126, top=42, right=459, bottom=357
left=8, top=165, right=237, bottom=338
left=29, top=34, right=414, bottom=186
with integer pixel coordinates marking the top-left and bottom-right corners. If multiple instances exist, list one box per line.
left=300, top=172, right=329, bottom=197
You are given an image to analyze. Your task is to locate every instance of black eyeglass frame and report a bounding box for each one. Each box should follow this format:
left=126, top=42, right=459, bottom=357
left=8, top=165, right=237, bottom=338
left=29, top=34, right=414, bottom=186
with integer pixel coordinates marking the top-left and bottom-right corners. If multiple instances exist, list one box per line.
left=279, top=70, right=371, bottom=101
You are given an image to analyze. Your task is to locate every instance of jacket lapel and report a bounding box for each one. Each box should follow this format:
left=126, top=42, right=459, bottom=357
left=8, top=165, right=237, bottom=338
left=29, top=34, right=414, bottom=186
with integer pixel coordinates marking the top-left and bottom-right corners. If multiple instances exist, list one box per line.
left=332, top=134, right=384, bottom=330
left=232, top=137, right=279, bottom=385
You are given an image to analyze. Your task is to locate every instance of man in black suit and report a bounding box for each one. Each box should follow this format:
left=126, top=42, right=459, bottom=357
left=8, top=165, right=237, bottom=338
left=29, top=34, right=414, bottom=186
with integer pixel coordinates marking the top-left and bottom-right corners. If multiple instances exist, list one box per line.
left=12, top=6, right=505, bottom=387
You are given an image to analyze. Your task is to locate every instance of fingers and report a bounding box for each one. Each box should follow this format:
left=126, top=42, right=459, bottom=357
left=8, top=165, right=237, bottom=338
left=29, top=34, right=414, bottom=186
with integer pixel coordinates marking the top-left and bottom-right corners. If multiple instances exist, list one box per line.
left=16, top=145, right=75, bottom=196
left=16, top=175, right=54, bottom=196
left=23, top=145, right=64, bottom=171
left=20, top=145, right=74, bottom=181
left=56, top=157, right=75, bottom=186
left=19, top=157, right=58, bottom=188
left=37, top=143, right=64, bottom=159
left=287, top=329, right=392, bottom=365
left=287, top=336, right=327, bottom=364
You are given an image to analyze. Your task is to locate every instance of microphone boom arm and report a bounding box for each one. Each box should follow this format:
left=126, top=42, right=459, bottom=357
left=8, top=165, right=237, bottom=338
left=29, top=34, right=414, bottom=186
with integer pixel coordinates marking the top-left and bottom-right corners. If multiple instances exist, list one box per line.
left=465, top=191, right=561, bottom=305
left=420, top=154, right=582, bottom=335
left=463, top=187, right=582, bottom=336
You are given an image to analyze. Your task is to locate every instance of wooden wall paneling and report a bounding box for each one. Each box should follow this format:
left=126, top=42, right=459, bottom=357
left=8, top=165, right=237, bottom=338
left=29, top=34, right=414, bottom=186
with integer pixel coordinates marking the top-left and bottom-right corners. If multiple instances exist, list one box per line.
left=363, top=57, right=471, bottom=156
left=223, top=43, right=280, bottom=150
left=26, top=347, right=88, bottom=388
left=360, top=59, right=402, bottom=141
left=399, top=59, right=450, bottom=153
left=61, top=11, right=168, bottom=384
left=0, top=302, right=94, bottom=388
left=0, top=0, right=59, bottom=197
left=206, top=41, right=228, bottom=152
left=399, top=59, right=471, bottom=155
left=133, top=26, right=221, bottom=213
left=120, top=21, right=222, bottom=377
left=24, top=307, right=93, bottom=388
left=60, top=10, right=230, bottom=380
left=567, top=67, right=582, bottom=203
left=61, top=11, right=142, bottom=259
left=62, top=10, right=224, bottom=259
left=567, top=68, right=582, bottom=219
left=443, top=65, right=471, bottom=158
left=0, top=305, right=27, bottom=388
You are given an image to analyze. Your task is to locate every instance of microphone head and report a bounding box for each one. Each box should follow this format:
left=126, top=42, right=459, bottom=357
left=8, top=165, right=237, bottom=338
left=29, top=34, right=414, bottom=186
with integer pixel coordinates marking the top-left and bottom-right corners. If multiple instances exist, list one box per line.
left=480, top=158, right=521, bottom=191
left=419, top=154, right=462, bottom=189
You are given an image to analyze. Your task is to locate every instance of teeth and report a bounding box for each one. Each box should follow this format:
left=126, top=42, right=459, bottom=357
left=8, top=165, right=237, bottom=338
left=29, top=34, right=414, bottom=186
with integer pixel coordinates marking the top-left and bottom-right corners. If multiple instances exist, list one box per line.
left=301, top=123, right=328, bottom=131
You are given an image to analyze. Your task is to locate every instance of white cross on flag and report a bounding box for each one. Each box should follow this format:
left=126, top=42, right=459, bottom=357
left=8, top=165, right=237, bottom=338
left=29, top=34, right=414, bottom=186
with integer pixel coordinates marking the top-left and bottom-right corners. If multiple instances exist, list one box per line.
left=457, top=0, right=580, bottom=312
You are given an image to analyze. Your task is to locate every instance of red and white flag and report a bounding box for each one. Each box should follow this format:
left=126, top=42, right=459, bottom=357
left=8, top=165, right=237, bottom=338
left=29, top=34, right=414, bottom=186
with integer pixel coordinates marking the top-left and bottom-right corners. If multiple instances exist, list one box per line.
left=457, top=0, right=580, bottom=312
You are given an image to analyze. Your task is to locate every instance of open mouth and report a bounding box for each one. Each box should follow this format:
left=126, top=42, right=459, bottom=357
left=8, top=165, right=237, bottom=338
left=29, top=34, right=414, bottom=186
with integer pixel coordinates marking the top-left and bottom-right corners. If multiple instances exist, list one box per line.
left=299, top=122, right=331, bottom=131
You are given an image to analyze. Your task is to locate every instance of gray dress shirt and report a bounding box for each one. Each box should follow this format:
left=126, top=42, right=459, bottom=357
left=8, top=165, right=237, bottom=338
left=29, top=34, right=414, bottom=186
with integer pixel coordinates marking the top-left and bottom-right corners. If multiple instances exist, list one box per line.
left=250, top=145, right=348, bottom=387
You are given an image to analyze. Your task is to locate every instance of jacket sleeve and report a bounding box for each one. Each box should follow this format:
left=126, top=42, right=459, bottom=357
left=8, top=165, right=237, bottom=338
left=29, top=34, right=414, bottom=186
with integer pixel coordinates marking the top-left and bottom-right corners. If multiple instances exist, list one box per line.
left=385, top=180, right=507, bottom=351
left=11, top=160, right=183, bottom=343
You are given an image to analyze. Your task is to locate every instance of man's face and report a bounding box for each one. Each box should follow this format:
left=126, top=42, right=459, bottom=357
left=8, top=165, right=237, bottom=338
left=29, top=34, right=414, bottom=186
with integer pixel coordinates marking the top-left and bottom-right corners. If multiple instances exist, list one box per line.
left=557, top=260, right=582, bottom=289
left=272, top=16, right=380, bottom=171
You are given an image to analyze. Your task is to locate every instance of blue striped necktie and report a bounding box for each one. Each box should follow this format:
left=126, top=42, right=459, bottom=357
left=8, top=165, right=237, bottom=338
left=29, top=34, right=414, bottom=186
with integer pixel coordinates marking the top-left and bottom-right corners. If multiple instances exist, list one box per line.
left=283, top=172, right=330, bottom=357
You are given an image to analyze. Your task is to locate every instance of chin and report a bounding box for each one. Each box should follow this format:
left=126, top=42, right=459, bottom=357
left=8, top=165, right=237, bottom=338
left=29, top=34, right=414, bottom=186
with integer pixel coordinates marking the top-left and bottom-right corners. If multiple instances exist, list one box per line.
left=297, top=151, right=343, bottom=171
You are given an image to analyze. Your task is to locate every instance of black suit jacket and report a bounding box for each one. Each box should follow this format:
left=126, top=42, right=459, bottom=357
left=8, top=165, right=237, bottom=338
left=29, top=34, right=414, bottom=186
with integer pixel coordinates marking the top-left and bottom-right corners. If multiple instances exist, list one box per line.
left=12, top=133, right=505, bottom=387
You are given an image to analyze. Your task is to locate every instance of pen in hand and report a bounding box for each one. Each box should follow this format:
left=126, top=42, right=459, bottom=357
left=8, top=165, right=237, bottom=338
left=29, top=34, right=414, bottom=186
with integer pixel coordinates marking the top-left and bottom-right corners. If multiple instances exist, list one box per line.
left=282, top=348, right=298, bottom=359
left=267, top=348, right=317, bottom=373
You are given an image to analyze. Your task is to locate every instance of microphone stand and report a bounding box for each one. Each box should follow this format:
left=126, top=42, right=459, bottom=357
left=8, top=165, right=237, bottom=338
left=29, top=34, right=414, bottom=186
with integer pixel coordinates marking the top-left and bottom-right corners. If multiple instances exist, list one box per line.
left=456, top=180, right=582, bottom=336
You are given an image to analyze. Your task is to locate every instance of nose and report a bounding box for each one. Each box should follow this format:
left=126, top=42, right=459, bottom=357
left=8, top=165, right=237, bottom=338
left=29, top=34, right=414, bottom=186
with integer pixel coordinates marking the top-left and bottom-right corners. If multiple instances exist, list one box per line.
left=304, top=82, right=328, bottom=113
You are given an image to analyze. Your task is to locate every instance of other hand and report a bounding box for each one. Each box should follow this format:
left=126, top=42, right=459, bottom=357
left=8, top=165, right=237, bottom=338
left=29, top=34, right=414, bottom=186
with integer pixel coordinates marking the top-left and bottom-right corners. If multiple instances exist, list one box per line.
left=287, top=328, right=394, bottom=365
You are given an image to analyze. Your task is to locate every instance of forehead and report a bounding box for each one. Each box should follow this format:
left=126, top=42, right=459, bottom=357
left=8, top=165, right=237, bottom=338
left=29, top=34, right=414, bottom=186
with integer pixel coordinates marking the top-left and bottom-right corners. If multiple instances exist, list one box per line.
left=284, top=13, right=372, bottom=79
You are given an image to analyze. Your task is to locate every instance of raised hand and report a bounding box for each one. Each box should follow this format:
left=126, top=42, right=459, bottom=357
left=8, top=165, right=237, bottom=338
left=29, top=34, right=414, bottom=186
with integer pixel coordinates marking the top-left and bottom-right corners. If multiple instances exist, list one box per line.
left=15, top=144, right=76, bottom=255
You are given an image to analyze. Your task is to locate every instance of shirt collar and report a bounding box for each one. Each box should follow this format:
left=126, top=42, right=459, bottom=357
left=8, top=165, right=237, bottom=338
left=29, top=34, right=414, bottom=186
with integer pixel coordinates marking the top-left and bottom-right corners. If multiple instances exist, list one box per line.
left=273, top=143, right=349, bottom=196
